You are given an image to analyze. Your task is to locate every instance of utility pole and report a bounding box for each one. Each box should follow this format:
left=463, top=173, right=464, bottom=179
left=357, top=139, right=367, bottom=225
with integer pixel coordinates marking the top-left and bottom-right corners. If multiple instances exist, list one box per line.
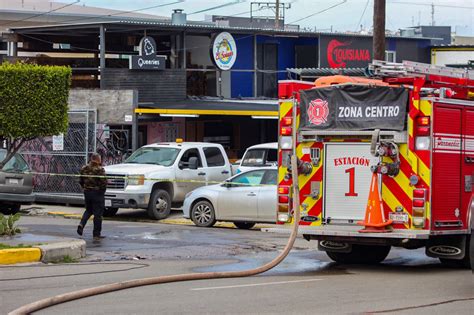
left=373, top=0, right=386, bottom=61
left=275, top=0, right=280, bottom=29
left=431, top=2, right=435, bottom=26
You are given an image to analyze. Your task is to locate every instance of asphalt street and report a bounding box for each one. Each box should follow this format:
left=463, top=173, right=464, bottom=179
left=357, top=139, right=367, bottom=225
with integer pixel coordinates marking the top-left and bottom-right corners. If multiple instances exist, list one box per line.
left=1, top=208, right=473, bottom=314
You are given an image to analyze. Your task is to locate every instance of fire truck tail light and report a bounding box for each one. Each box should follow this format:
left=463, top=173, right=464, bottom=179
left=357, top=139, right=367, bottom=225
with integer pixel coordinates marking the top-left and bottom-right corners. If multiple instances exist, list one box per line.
left=278, top=186, right=289, bottom=194
left=278, top=195, right=289, bottom=203
left=416, top=126, right=430, bottom=136
left=280, top=126, right=292, bottom=136
left=413, top=189, right=426, bottom=199
left=416, top=116, right=430, bottom=126
left=413, top=217, right=425, bottom=228
left=280, top=136, right=293, bottom=150
left=278, top=213, right=291, bottom=223
left=413, top=208, right=424, bottom=217
left=413, top=199, right=425, bottom=208
left=415, top=136, right=430, bottom=150
left=281, top=117, right=293, bottom=126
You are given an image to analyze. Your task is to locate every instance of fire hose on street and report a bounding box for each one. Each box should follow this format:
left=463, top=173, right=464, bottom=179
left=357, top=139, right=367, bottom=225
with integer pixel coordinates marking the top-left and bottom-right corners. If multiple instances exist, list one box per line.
left=8, top=155, right=302, bottom=315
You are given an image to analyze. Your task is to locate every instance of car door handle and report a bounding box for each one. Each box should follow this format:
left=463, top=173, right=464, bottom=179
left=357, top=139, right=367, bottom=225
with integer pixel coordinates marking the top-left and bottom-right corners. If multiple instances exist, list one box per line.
left=247, top=193, right=256, bottom=196
left=221, top=170, right=229, bottom=174
left=198, top=172, right=206, bottom=176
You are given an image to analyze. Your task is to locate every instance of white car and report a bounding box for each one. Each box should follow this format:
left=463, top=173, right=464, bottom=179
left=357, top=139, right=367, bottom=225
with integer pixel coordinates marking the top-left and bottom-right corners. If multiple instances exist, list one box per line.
left=183, top=168, right=277, bottom=229
left=237, top=142, right=278, bottom=174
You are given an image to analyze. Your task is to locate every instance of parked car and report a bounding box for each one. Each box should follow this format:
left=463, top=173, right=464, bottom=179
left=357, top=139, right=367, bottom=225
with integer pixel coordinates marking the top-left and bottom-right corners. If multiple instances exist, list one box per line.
left=104, top=141, right=233, bottom=220
left=0, top=149, right=35, bottom=215
left=237, top=142, right=278, bottom=174
left=183, top=168, right=277, bottom=228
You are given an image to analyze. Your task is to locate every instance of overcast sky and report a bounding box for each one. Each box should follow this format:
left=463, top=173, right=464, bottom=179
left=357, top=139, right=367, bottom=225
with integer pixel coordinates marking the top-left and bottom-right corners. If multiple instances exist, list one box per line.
left=80, top=0, right=473, bottom=35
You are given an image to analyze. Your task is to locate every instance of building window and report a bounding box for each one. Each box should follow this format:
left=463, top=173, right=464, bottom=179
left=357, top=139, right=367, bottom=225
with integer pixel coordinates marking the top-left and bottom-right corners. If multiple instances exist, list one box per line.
left=385, top=50, right=396, bottom=62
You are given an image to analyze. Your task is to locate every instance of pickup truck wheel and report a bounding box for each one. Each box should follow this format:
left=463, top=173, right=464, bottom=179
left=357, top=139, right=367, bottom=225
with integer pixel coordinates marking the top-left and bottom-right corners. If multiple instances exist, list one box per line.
left=234, top=222, right=256, bottom=229
left=147, top=189, right=171, bottom=220
left=326, top=245, right=391, bottom=264
left=103, top=207, right=118, bottom=217
left=191, top=200, right=216, bottom=227
left=0, top=204, right=20, bottom=215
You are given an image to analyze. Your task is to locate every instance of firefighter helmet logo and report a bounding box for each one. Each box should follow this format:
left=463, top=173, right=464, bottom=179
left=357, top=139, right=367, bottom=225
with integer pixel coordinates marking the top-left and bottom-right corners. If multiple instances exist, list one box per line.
left=308, top=99, right=329, bottom=125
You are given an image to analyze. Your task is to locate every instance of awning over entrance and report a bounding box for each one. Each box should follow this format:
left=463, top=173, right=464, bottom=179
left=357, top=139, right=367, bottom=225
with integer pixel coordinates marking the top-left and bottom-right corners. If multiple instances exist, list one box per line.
left=135, top=99, right=278, bottom=118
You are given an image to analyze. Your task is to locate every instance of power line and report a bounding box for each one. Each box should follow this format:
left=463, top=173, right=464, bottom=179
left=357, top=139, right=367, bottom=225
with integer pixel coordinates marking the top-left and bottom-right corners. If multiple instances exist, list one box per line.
left=289, top=0, right=347, bottom=24
left=355, top=0, right=370, bottom=32
left=0, top=0, right=80, bottom=27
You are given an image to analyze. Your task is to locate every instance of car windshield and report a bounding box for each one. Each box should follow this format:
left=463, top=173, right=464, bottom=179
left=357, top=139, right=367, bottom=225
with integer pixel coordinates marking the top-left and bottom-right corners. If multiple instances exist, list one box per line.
left=241, top=149, right=275, bottom=167
left=0, top=150, right=30, bottom=173
left=125, top=147, right=180, bottom=166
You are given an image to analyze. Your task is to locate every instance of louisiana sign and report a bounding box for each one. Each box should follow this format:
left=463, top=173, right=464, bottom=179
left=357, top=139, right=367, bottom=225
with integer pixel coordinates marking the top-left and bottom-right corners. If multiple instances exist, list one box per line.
left=300, top=85, right=408, bottom=131
left=211, top=32, right=237, bottom=70
left=321, top=36, right=372, bottom=68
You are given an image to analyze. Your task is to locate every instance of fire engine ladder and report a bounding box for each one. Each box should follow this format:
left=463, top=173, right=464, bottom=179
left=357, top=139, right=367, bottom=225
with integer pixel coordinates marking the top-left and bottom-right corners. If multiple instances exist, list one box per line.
left=369, top=60, right=474, bottom=85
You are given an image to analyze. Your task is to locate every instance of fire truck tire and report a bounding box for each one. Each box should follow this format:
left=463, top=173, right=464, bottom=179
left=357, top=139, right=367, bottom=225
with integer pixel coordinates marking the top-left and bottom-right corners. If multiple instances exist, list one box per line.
left=191, top=200, right=216, bottom=227
left=103, top=207, right=118, bottom=217
left=326, top=245, right=391, bottom=264
left=147, top=189, right=171, bottom=220
left=233, top=222, right=256, bottom=229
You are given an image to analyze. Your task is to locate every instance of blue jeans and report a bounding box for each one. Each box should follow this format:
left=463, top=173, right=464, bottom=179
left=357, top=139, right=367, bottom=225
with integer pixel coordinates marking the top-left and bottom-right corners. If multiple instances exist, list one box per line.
left=80, top=190, right=105, bottom=237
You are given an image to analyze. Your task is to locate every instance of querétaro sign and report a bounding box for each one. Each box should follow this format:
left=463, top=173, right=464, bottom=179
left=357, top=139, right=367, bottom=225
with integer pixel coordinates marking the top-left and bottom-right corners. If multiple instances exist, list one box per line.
left=129, top=36, right=166, bottom=70
left=300, top=85, right=408, bottom=131
left=320, top=36, right=372, bottom=68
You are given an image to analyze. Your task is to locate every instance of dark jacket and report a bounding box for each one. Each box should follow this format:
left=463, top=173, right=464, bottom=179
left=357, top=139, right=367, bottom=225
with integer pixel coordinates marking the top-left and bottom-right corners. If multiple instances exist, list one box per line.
left=79, top=161, right=107, bottom=191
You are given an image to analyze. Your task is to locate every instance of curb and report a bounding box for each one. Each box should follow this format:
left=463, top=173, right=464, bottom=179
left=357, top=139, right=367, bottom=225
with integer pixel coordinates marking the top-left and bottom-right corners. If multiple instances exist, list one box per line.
left=0, top=239, right=86, bottom=265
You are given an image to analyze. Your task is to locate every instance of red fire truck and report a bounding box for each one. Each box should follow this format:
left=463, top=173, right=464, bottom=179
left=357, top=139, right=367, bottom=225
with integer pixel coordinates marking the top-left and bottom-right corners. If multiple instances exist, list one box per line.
left=271, top=61, right=474, bottom=267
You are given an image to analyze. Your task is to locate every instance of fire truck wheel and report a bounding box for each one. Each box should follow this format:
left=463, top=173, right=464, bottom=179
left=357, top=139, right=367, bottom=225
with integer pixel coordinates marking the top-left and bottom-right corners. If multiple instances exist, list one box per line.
left=326, top=245, right=391, bottom=264
left=233, top=222, right=256, bottom=229
left=191, top=200, right=216, bottom=227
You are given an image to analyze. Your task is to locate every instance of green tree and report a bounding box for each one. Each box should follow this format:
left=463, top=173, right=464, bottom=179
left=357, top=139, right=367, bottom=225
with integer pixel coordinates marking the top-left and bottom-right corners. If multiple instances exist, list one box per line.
left=0, top=62, right=71, bottom=168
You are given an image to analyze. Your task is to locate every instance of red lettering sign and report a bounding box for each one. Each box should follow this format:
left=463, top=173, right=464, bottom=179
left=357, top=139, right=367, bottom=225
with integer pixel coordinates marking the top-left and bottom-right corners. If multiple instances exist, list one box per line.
left=327, top=39, right=371, bottom=68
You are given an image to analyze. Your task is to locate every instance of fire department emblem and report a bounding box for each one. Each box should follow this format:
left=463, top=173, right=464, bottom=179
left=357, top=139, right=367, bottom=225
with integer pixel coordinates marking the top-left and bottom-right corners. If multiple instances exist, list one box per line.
left=308, top=99, right=329, bottom=125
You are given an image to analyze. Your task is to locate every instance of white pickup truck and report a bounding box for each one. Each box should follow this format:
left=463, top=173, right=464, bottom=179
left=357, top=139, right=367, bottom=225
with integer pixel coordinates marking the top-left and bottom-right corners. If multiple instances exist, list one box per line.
left=103, top=141, right=232, bottom=219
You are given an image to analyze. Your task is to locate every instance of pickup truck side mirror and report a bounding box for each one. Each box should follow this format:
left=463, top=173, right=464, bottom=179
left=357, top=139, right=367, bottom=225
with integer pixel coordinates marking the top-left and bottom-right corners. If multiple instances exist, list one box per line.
left=188, top=157, right=199, bottom=170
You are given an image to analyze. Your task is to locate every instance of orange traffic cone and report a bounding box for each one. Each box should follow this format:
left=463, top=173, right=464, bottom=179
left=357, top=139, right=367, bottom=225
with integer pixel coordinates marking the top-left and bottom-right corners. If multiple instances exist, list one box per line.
left=357, top=173, right=393, bottom=233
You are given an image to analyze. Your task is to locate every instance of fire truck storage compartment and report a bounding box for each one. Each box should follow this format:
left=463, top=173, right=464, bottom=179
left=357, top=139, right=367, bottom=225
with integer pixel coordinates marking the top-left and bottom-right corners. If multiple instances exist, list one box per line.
left=432, top=104, right=463, bottom=229
left=323, top=143, right=379, bottom=223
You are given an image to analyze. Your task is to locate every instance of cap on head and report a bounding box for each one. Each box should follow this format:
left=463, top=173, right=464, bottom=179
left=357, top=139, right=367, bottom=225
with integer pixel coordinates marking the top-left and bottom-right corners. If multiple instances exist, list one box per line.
left=90, top=153, right=102, bottom=164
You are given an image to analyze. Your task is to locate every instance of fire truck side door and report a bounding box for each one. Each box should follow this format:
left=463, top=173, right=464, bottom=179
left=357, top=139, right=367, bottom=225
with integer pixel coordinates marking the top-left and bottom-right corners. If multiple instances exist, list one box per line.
left=432, top=104, right=462, bottom=228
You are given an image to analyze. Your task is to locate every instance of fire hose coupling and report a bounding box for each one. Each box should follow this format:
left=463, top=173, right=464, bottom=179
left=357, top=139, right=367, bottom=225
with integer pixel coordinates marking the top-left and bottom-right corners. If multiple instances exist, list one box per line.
left=375, top=141, right=399, bottom=158
left=297, top=158, right=313, bottom=175
left=285, top=158, right=313, bottom=178
left=371, top=161, right=400, bottom=176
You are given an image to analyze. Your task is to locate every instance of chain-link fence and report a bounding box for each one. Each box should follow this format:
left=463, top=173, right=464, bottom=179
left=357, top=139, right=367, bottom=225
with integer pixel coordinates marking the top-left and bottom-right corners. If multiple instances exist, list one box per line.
left=21, top=109, right=97, bottom=195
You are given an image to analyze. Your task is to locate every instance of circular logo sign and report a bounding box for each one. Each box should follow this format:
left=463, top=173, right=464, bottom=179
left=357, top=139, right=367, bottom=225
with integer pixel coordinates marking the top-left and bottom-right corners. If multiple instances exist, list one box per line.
left=211, top=32, right=237, bottom=71
left=308, top=99, right=329, bottom=126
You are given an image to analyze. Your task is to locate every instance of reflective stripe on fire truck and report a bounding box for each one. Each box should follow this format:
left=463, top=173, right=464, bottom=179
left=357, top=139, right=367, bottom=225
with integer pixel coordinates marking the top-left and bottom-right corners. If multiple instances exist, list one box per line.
left=382, top=99, right=432, bottom=230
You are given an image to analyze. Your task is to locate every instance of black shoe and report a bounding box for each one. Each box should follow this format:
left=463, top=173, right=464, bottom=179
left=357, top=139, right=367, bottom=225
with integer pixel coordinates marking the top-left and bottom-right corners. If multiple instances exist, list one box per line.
left=93, top=235, right=105, bottom=241
left=77, top=225, right=83, bottom=236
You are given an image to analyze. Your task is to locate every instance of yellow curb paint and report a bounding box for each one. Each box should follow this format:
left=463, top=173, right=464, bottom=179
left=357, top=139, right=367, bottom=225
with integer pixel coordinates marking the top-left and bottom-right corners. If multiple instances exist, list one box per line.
left=0, top=248, right=41, bottom=265
left=160, top=219, right=194, bottom=225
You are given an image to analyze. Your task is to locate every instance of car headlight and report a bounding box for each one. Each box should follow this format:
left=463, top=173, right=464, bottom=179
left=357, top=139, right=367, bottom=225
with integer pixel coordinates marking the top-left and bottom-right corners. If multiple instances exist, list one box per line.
left=128, top=175, right=145, bottom=185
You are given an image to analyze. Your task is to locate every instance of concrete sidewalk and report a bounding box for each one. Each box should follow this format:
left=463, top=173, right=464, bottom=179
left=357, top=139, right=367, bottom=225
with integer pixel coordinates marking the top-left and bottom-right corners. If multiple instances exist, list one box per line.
left=0, top=232, right=86, bottom=265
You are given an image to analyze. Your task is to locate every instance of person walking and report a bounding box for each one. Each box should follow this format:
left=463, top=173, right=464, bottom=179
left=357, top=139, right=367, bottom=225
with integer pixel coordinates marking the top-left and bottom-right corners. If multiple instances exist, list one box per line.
left=77, top=153, right=107, bottom=241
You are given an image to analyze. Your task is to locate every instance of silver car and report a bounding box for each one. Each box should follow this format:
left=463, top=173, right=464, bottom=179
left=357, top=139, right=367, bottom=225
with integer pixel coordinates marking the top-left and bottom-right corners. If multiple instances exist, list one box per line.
left=0, top=149, right=35, bottom=215
left=183, top=168, right=277, bottom=229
